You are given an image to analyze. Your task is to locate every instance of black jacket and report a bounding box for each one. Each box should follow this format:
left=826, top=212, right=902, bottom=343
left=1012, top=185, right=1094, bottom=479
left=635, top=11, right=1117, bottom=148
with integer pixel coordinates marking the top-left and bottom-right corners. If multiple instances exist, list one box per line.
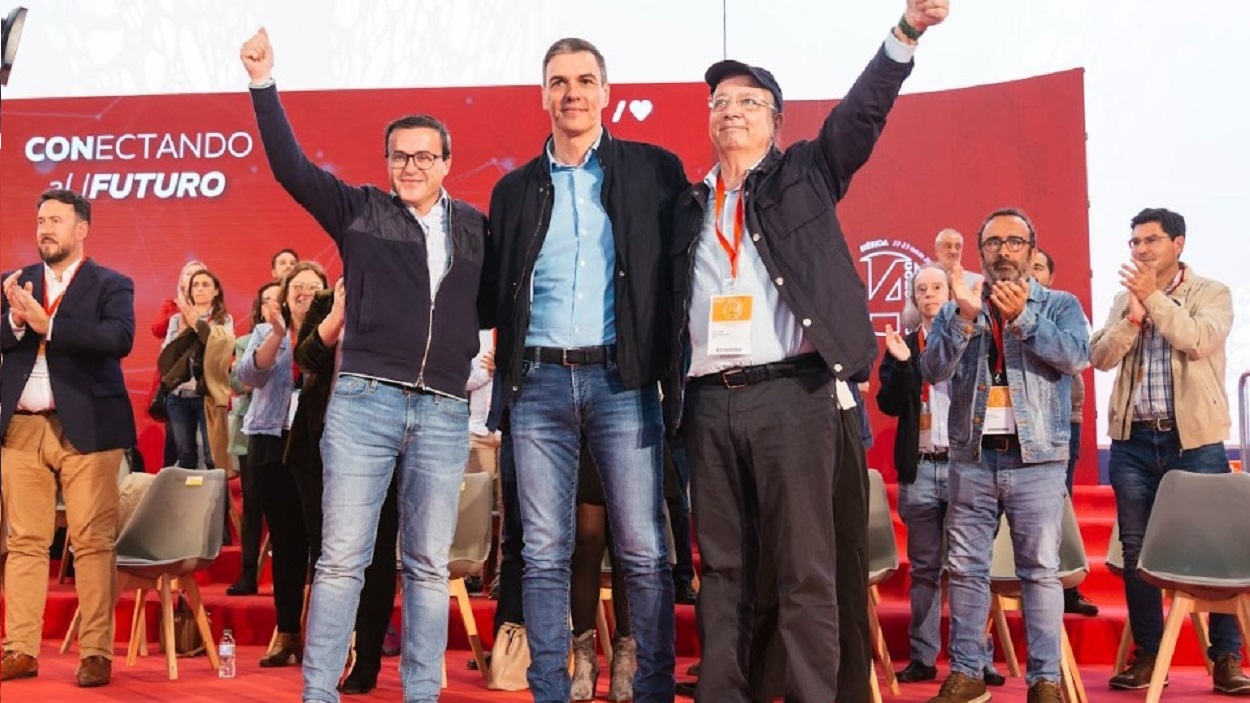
left=252, top=85, right=488, bottom=398
left=481, top=131, right=689, bottom=429
left=664, top=46, right=912, bottom=431
left=1, top=259, right=137, bottom=452
left=876, top=329, right=924, bottom=484
left=287, top=290, right=335, bottom=471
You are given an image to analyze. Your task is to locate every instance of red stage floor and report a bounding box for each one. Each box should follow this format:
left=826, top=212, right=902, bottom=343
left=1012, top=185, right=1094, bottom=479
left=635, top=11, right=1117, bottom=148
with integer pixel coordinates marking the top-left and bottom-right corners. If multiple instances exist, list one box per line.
left=2, top=641, right=1230, bottom=702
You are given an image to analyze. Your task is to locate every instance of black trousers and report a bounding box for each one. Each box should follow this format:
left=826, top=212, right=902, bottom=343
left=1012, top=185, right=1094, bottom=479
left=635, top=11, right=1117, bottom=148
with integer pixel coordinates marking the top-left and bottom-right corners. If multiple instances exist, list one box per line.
left=293, top=453, right=399, bottom=676
left=684, top=369, right=842, bottom=703
left=237, top=454, right=265, bottom=581
left=493, top=432, right=526, bottom=632
left=250, top=433, right=309, bottom=634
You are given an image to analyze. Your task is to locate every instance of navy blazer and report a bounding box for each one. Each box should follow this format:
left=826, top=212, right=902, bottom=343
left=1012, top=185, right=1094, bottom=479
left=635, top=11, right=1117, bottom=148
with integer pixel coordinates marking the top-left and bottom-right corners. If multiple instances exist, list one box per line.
left=1, top=258, right=137, bottom=453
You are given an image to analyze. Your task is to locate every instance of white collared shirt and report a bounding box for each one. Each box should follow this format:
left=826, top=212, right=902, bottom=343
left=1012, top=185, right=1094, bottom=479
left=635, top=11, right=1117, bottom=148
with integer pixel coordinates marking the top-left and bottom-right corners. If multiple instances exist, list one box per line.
left=409, top=189, right=451, bottom=299
left=14, top=257, right=85, bottom=411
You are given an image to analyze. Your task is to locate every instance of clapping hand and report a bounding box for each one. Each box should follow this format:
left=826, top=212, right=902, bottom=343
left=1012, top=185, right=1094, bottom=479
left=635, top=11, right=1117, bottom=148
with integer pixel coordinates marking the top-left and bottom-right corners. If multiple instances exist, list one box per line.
left=884, top=324, right=911, bottom=362
left=948, top=263, right=983, bottom=321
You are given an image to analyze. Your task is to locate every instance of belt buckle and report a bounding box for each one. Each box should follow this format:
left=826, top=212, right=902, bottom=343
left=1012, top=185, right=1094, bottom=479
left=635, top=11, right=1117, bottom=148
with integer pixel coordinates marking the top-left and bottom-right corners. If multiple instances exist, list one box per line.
left=1155, top=417, right=1174, bottom=432
left=721, top=368, right=749, bottom=389
left=561, top=349, right=578, bottom=367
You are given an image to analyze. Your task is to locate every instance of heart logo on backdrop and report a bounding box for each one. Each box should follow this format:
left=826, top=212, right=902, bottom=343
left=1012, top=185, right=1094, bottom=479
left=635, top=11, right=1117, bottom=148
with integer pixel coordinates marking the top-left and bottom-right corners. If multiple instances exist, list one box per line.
left=628, top=99, right=653, bottom=121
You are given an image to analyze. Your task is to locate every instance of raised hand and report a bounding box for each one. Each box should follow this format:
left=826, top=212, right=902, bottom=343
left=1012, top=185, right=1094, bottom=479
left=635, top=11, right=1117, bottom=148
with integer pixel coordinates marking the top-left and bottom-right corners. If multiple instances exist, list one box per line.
left=949, top=264, right=983, bottom=321
left=262, top=297, right=286, bottom=337
left=1119, top=259, right=1158, bottom=303
left=240, top=27, right=274, bottom=84
left=177, top=297, right=199, bottom=329
left=481, top=348, right=496, bottom=375
left=905, top=0, right=951, bottom=30
left=1126, top=288, right=1147, bottom=325
left=884, top=324, right=911, bottom=361
left=3, top=272, right=29, bottom=327
left=330, top=278, right=346, bottom=318
left=8, top=282, right=48, bottom=334
left=989, top=280, right=1028, bottom=322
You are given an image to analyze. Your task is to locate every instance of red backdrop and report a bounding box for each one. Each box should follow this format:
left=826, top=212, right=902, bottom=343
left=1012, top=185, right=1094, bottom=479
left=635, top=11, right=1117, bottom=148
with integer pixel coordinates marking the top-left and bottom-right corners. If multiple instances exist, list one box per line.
left=0, top=69, right=1091, bottom=481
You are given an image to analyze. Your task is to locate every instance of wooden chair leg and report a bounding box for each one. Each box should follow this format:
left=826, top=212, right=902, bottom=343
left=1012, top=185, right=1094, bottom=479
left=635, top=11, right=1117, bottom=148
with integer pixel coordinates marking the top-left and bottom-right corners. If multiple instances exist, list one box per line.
left=988, top=595, right=1022, bottom=678
left=596, top=586, right=614, bottom=670
left=1060, top=626, right=1088, bottom=703
left=128, top=588, right=148, bottom=665
left=1235, top=595, right=1250, bottom=655
left=1113, top=617, right=1133, bottom=673
left=57, top=536, right=72, bottom=584
left=1191, top=611, right=1214, bottom=675
left=1146, top=593, right=1192, bottom=703
left=137, top=597, right=149, bottom=657
left=450, top=577, right=489, bottom=679
left=60, top=606, right=81, bottom=654
left=182, top=578, right=220, bottom=670
left=869, top=657, right=884, bottom=703
left=159, top=576, right=179, bottom=680
left=867, top=585, right=900, bottom=695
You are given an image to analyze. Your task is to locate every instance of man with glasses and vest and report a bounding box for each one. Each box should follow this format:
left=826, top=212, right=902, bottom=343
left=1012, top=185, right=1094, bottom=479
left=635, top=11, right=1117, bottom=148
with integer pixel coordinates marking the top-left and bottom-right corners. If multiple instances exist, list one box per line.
left=919, top=208, right=1088, bottom=703
left=1092, top=207, right=1249, bottom=695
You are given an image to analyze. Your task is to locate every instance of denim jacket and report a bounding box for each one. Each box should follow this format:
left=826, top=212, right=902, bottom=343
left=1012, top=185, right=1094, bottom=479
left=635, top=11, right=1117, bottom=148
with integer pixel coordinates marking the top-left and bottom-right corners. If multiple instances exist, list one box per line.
left=918, top=279, right=1089, bottom=464
left=235, top=323, right=294, bottom=438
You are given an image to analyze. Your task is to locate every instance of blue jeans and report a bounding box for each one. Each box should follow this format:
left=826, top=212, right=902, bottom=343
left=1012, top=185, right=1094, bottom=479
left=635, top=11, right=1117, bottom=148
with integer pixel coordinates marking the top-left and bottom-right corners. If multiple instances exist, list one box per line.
left=897, top=458, right=949, bottom=666
left=301, top=376, right=470, bottom=703
left=946, top=448, right=1067, bottom=685
left=509, top=359, right=673, bottom=703
left=1108, top=427, right=1241, bottom=658
left=166, top=392, right=212, bottom=469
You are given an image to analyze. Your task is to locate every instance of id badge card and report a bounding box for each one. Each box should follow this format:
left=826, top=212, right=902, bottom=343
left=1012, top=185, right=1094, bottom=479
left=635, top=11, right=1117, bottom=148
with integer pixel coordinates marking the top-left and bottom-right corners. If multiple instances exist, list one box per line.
left=919, top=400, right=933, bottom=451
left=708, top=292, right=753, bottom=357
left=286, top=388, right=301, bottom=430
left=983, top=385, right=1016, bottom=435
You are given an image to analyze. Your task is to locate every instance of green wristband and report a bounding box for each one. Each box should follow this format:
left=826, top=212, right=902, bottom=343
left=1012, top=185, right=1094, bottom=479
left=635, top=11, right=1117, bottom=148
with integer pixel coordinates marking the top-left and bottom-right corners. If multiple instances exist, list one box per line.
left=897, top=15, right=925, bottom=41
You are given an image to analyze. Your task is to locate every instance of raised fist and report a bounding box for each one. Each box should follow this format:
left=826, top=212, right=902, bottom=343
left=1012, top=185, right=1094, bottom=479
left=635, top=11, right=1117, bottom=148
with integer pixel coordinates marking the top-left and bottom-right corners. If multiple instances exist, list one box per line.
left=240, top=27, right=274, bottom=84
left=905, top=0, right=951, bottom=31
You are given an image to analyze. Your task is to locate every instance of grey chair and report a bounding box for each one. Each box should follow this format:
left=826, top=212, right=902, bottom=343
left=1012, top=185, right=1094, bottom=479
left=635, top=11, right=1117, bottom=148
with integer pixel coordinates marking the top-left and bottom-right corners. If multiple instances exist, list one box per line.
left=63, top=467, right=226, bottom=680
left=448, top=471, right=495, bottom=680
left=1105, top=519, right=1213, bottom=675
left=865, top=468, right=900, bottom=701
left=986, top=497, right=1089, bottom=703
left=1136, top=471, right=1250, bottom=703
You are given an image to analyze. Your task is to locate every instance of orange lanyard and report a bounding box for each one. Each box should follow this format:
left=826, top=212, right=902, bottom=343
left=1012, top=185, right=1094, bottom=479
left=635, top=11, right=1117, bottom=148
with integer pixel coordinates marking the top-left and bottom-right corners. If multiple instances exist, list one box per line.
left=38, top=266, right=78, bottom=354
left=714, top=173, right=746, bottom=279
left=918, top=328, right=930, bottom=403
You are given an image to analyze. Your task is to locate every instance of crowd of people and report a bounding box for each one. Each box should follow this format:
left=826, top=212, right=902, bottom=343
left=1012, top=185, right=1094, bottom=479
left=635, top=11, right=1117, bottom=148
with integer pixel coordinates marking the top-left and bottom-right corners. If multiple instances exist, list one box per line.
left=3, top=1, right=1247, bottom=702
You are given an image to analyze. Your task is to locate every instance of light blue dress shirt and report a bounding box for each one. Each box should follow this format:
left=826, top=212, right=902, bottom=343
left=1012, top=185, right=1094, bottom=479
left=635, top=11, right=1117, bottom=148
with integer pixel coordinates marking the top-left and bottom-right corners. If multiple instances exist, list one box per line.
left=525, top=132, right=617, bottom=348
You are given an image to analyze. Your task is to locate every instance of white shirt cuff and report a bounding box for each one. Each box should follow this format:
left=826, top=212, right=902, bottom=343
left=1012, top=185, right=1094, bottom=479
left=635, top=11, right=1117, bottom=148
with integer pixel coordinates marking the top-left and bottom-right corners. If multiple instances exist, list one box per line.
left=9, top=312, right=26, bottom=339
left=883, top=29, right=918, bottom=64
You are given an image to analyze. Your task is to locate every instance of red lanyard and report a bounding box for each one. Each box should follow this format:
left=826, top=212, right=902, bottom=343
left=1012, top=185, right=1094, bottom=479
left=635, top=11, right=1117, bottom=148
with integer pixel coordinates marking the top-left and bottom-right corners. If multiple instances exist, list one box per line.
left=988, top=307, right=1006, bottom=376
left=714, top=173, right=745, bottom=279
left=42, top=266, right=78, bottom=318
left=918, top=328, right=930, bottom=403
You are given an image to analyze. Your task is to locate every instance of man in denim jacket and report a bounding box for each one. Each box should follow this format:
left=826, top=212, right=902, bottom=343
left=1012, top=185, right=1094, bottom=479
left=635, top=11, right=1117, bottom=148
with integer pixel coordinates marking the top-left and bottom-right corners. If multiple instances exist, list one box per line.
left=919, top=208, right=1089, bottom=703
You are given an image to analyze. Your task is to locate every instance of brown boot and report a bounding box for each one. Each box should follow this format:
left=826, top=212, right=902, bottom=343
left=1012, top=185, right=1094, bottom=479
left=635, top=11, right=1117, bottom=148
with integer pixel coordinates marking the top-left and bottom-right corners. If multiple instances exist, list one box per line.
left=1213, top=653, right=1250, bottom=695
left=75, top=655, right=111, bottom=687
left=0, top=651, right=38, bottom=681
left=259, top=632, right=303, bottom=667
left=570, top=630, right=599, bottom=701
left=607, top=635, right=636, bottom=702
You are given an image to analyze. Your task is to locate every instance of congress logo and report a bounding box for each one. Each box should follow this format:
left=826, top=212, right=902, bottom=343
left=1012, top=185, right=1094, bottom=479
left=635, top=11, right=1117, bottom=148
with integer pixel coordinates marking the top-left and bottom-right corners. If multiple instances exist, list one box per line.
left=858, top=239, right=929, bottom=337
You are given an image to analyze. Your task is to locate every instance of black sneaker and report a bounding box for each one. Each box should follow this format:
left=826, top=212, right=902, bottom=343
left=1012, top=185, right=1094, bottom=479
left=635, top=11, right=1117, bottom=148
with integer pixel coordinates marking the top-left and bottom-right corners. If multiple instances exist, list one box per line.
left=1063, top=588, right=1099, bottom=616
left=896, top=660, right=938, bottom=682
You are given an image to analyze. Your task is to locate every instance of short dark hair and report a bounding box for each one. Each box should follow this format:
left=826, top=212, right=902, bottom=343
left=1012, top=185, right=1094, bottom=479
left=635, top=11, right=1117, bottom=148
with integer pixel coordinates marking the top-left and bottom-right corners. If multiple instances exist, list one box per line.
left=38, top=188, right=91, bottom=224
left=1130, top=207, right=1186, bottom=240
left=542, top=37, right=608, bottom=84
left=383, top=115, right=452, bottom=159
left=251, top=280, right=282, bottom=327
left=270, top=248, right=299, bottom=270
left=977, top=207, right=1037, bottom=245
left=1035, top=248, right=1055, bottom=275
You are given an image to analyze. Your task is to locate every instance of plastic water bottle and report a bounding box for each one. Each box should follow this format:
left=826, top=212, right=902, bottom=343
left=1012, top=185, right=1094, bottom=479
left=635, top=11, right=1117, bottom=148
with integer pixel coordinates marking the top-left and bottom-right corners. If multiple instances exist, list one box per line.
left=218, top=629, right=236, bottom=679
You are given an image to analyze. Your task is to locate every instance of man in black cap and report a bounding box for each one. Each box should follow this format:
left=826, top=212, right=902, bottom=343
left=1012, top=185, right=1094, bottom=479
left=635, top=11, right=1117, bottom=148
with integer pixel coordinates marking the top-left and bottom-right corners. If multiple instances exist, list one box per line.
left=662, top=1, right=950, bottom=701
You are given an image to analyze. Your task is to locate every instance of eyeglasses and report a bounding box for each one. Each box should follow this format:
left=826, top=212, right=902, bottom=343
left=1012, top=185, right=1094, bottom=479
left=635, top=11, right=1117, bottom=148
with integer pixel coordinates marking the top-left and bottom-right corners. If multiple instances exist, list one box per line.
left=387, top=150, right=445, bottom=170
left=1128, top=234, right=1169, bottom=249
left=289, top=283, right=324, bottom=294
left=708, top=96, right=776, bottom=113
left=980, top=236, right=1032, bottom=253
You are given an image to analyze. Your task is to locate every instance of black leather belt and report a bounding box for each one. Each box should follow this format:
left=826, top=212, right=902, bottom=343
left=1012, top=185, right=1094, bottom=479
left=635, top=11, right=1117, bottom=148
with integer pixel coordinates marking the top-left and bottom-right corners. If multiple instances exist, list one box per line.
left=981, top=434, right=1020, bottom=452
left=14, top=409, right=56, bottom=416
left=919, top=450, right=949, bottom=463
left=1133, top=417, right=1175, bottom=433
left=523, top=345, right=613, bottom=366
left=690, top=353, right=828, bottom=390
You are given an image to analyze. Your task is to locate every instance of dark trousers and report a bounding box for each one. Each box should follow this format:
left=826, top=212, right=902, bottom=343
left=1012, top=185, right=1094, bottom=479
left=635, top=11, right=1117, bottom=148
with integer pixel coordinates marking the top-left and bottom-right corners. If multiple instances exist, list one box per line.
left=684, top=369, right=842, bottom=703
left=668, top=439, right=696, bottom=589
left=746, top=405, right=872, bottom=703
left=294, top=456, right=399, bottom=676
left=250, top=433, right=309, bottom=634
left=493, top=432, right=526, bottom=632
left=237, top=454, right=264, bottom=581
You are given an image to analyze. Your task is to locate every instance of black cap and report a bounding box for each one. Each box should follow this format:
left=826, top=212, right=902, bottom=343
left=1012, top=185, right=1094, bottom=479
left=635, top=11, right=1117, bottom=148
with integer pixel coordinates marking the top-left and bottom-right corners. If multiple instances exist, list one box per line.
left=704, top=60, right=783, bottom=113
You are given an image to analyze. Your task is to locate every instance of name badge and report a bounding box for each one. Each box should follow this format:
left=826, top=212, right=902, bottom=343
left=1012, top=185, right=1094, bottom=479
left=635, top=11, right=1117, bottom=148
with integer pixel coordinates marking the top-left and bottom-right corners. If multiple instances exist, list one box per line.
left=919, top=399, right=934, bottom=451
left=983, top=385, right=1016, bottom=435
left=708, top=294, right=753, bottom=357
left=286, top=388, right=301, bottom=430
